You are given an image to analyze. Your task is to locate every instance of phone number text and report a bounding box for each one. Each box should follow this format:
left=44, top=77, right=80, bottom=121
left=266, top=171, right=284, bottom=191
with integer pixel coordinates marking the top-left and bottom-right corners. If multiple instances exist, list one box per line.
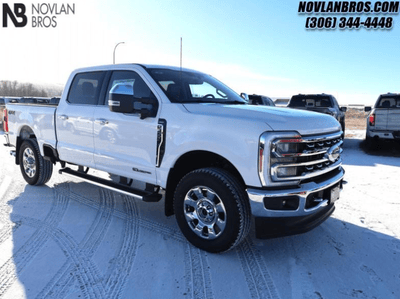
left=305, top=16, right=393, bottom=29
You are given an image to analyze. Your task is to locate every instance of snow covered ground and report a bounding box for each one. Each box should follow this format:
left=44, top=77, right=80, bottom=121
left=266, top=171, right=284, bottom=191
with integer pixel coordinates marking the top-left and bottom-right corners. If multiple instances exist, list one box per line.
left=0, top=130, right=399, bottom=299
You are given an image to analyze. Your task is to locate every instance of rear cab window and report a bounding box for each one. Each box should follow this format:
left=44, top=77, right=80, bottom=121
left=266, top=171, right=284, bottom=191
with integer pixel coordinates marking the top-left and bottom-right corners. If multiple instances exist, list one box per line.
left=376, top=95, right=400, bottom=108
left=289, top=96, right=332, bottom=108
left=67, top=72, right=106, bottom=105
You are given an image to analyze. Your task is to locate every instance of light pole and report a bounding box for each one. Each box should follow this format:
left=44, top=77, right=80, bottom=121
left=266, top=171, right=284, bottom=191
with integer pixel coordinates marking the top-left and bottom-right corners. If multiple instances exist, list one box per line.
left=113, top=42, right=125, bottom=64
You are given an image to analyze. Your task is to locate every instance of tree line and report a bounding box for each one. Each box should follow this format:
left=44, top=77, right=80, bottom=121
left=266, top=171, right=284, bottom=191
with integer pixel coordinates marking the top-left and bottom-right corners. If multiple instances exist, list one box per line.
left=0, top=80, right=59, bottom=97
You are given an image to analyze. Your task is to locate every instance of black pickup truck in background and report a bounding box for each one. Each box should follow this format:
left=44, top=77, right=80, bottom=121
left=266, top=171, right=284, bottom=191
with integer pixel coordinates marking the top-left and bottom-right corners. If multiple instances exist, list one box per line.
left=287, top=94, right=347, bottom=133
left=247, top=94, right=275, bottom=106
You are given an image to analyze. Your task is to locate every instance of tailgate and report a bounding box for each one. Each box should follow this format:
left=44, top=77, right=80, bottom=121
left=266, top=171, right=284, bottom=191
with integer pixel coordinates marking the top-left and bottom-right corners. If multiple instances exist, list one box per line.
left=374, top=109, right=388, bottom=130
left=387, top=108, right=400, bottom=131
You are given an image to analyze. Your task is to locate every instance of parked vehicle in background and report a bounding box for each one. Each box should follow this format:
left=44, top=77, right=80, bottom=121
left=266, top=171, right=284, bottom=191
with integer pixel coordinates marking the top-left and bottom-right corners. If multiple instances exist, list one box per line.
left=364, top=93, right=400, bottom=149
left=288, top=94, right=347, bottom=133
left=3, top=64, right=345, bottom=253
left=248, top=94, right=275, bottom=106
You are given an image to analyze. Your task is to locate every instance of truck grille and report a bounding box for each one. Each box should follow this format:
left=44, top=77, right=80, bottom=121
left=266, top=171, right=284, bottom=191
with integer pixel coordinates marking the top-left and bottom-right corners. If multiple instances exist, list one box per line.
left=269, top=132, right=343, bottom=182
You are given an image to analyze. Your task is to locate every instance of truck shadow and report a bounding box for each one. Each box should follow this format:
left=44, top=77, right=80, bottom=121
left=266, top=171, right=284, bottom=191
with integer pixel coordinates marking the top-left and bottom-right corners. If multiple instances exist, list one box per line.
left=342, top=137, right=400, bottom=167
left=3, top=181, right=400, bottom=298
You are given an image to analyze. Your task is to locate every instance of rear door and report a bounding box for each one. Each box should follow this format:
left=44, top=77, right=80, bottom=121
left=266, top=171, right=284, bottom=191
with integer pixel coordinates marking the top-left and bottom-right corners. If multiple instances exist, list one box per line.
left=92, top=69, right=160, bottom=184
left=56, top=71, right=106, bottom=167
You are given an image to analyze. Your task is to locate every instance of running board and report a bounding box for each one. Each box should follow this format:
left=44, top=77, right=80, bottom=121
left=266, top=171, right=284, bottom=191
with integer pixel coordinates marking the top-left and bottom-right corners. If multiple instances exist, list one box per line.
left=59, top=167, right=162, bottom=202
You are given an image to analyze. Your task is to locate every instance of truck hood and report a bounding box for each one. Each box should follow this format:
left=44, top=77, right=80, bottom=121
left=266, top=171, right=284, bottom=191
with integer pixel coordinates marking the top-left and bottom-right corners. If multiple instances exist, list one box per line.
left=183, top=103, right=341, bottom=135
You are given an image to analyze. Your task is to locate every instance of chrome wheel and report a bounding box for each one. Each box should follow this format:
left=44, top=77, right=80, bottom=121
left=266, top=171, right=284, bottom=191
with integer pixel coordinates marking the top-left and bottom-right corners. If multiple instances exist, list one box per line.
left=22, top=147, right=36, bottom=178
left=183, top=186, right=227, bottom=240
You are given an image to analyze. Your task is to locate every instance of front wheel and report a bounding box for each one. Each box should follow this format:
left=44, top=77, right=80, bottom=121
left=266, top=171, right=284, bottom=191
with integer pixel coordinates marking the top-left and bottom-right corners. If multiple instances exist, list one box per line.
left=174, top=168, right=251, bottom=253
left=19, top=139, right=53, bottom=185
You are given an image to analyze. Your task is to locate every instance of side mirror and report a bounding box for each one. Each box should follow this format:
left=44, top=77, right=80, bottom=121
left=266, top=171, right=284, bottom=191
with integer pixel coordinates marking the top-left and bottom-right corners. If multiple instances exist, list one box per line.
left=364, top=106, right=372, bottom=112
left=133, top=97, right=158, bottom=119
left=108, top=92, right=158, bottom=119
left=340, top=106, right=347, bottom=112
left=240, top=93, right=249, bottom=101
left=108, top=92, right=135, bottom=113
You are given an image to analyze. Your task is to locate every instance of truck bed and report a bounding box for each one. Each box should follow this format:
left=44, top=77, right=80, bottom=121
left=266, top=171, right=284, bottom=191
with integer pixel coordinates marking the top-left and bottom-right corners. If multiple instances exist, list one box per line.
left=6, top=100, right=58, bottom=154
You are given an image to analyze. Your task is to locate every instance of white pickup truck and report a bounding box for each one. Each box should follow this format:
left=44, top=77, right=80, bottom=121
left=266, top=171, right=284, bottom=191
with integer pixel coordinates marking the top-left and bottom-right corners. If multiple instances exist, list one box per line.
left=3, top=64, right=345, bottom=252
left=365, top=93, right=400, bottom=149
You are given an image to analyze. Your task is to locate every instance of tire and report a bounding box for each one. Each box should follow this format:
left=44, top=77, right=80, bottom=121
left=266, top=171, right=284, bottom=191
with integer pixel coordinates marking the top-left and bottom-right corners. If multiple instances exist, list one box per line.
left=19, top=139, right=53, bottom=186
left=174, top=167, right=251, bottom=253
left=341, top=121, right=345, bottom=137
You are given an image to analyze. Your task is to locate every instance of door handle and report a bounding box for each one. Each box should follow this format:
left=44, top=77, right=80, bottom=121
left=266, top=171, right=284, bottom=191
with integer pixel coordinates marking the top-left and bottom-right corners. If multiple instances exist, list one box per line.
left=95, top=119, right=109, bottom=125
left=59, top=114, right=68, bottom=120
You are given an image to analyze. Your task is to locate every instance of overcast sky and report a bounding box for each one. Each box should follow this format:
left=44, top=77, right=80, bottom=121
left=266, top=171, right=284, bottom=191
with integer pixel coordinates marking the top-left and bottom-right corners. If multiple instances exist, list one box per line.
left=1, top=0, right=399, bottom=104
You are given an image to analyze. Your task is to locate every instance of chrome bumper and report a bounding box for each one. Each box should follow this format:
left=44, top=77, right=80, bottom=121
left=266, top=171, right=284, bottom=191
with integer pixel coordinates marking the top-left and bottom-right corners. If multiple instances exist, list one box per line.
left=247, top=167, right=344, bottom=218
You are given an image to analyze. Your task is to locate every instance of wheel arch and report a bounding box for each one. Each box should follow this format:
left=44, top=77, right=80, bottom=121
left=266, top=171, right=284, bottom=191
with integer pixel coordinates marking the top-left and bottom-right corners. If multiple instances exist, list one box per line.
left=164, top=150, right=245, bottom=216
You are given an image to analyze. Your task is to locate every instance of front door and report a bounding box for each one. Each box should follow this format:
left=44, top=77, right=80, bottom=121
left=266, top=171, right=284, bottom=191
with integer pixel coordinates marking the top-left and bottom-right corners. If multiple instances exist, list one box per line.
left=93, top=70, right=160, bottom=184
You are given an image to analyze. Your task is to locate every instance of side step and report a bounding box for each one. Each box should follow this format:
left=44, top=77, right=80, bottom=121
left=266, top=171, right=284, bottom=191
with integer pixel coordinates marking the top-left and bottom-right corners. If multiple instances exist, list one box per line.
left=59, top=167, right=162, bottom=202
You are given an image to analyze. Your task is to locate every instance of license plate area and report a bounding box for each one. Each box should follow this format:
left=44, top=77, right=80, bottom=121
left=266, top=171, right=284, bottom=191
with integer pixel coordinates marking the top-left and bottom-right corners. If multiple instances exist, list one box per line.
left=330, top=184, right=340, bottom=204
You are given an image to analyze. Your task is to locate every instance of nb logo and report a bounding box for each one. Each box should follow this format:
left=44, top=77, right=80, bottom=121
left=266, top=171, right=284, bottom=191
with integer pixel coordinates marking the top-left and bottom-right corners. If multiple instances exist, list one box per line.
left=2, top=3, right=27, bottom=27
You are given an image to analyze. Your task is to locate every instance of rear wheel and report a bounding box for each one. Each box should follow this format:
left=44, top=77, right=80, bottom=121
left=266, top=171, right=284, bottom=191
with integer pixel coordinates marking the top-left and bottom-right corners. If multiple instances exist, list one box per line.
left=174, top=168, right=251, bottom=253
left=19, top=139, right=53, bottom=185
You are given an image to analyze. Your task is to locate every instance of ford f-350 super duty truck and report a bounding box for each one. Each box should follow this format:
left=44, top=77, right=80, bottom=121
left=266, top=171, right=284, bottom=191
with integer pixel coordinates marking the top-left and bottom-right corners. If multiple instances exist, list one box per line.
left=3, top=64, right=345, bottom=253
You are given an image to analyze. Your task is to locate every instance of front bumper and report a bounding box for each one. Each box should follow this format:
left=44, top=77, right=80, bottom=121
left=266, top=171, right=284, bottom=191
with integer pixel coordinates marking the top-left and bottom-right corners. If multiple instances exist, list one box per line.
left=247, top=167, right=344, bottom=238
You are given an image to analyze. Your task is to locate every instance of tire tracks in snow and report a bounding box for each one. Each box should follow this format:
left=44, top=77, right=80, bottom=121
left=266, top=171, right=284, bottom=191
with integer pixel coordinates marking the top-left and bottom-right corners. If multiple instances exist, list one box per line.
left=35, top=189, right=141, bottom=299
left=35, top=188, right=117, bottom=298
left=0, top=176, right=20, bottom=246
left=184, top=245, right=214, bottom=299
left=237, top=238, right=280, bottom=299
left=68, top=186, right=215, bottom=299
left=0, top=184, right=70, bottom=297
left=103, top=193, right=140, bottom=299
left=1, top=181, right=281, bottom=299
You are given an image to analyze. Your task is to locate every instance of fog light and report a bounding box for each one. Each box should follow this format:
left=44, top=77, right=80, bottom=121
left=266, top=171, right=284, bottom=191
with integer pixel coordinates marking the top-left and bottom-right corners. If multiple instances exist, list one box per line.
left=264, top=196, right=299, bottom=210
left=277, top=167, right=297, bottom=178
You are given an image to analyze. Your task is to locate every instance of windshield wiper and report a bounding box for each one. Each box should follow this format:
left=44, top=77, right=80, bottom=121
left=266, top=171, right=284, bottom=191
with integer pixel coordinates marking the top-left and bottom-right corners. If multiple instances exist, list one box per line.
left=180, top=99, right=218, bottom=104
left=223, top=100, right=246, bottom=105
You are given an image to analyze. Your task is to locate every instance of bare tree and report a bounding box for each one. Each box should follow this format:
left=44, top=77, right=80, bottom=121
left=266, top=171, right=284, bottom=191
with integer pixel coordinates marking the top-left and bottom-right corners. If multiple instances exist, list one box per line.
left=0, top=80, right=60, bottom=97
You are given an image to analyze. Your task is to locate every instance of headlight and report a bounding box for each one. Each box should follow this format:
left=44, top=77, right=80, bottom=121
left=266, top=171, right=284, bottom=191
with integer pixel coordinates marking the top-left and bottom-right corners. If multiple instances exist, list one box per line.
left=273, top=138, right=302, bottom=156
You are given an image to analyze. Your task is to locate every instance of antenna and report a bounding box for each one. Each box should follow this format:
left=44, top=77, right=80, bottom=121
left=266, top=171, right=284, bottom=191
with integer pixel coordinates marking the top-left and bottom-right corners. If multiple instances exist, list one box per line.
left=179, top=37, right=183, bottom=102
left=180, top=37, right=182, bottom=71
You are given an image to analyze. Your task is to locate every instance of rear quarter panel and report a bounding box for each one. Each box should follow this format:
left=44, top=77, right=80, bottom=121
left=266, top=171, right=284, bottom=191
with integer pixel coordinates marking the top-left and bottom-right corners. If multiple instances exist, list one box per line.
left=6, top=104, right=57, bottom=155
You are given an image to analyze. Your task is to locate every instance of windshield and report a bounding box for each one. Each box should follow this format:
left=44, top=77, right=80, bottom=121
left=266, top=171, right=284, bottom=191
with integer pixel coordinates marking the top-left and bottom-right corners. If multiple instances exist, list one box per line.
left=288, top=95, right=332, bottom=108
left=147, top=68, right=246, bottom=104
